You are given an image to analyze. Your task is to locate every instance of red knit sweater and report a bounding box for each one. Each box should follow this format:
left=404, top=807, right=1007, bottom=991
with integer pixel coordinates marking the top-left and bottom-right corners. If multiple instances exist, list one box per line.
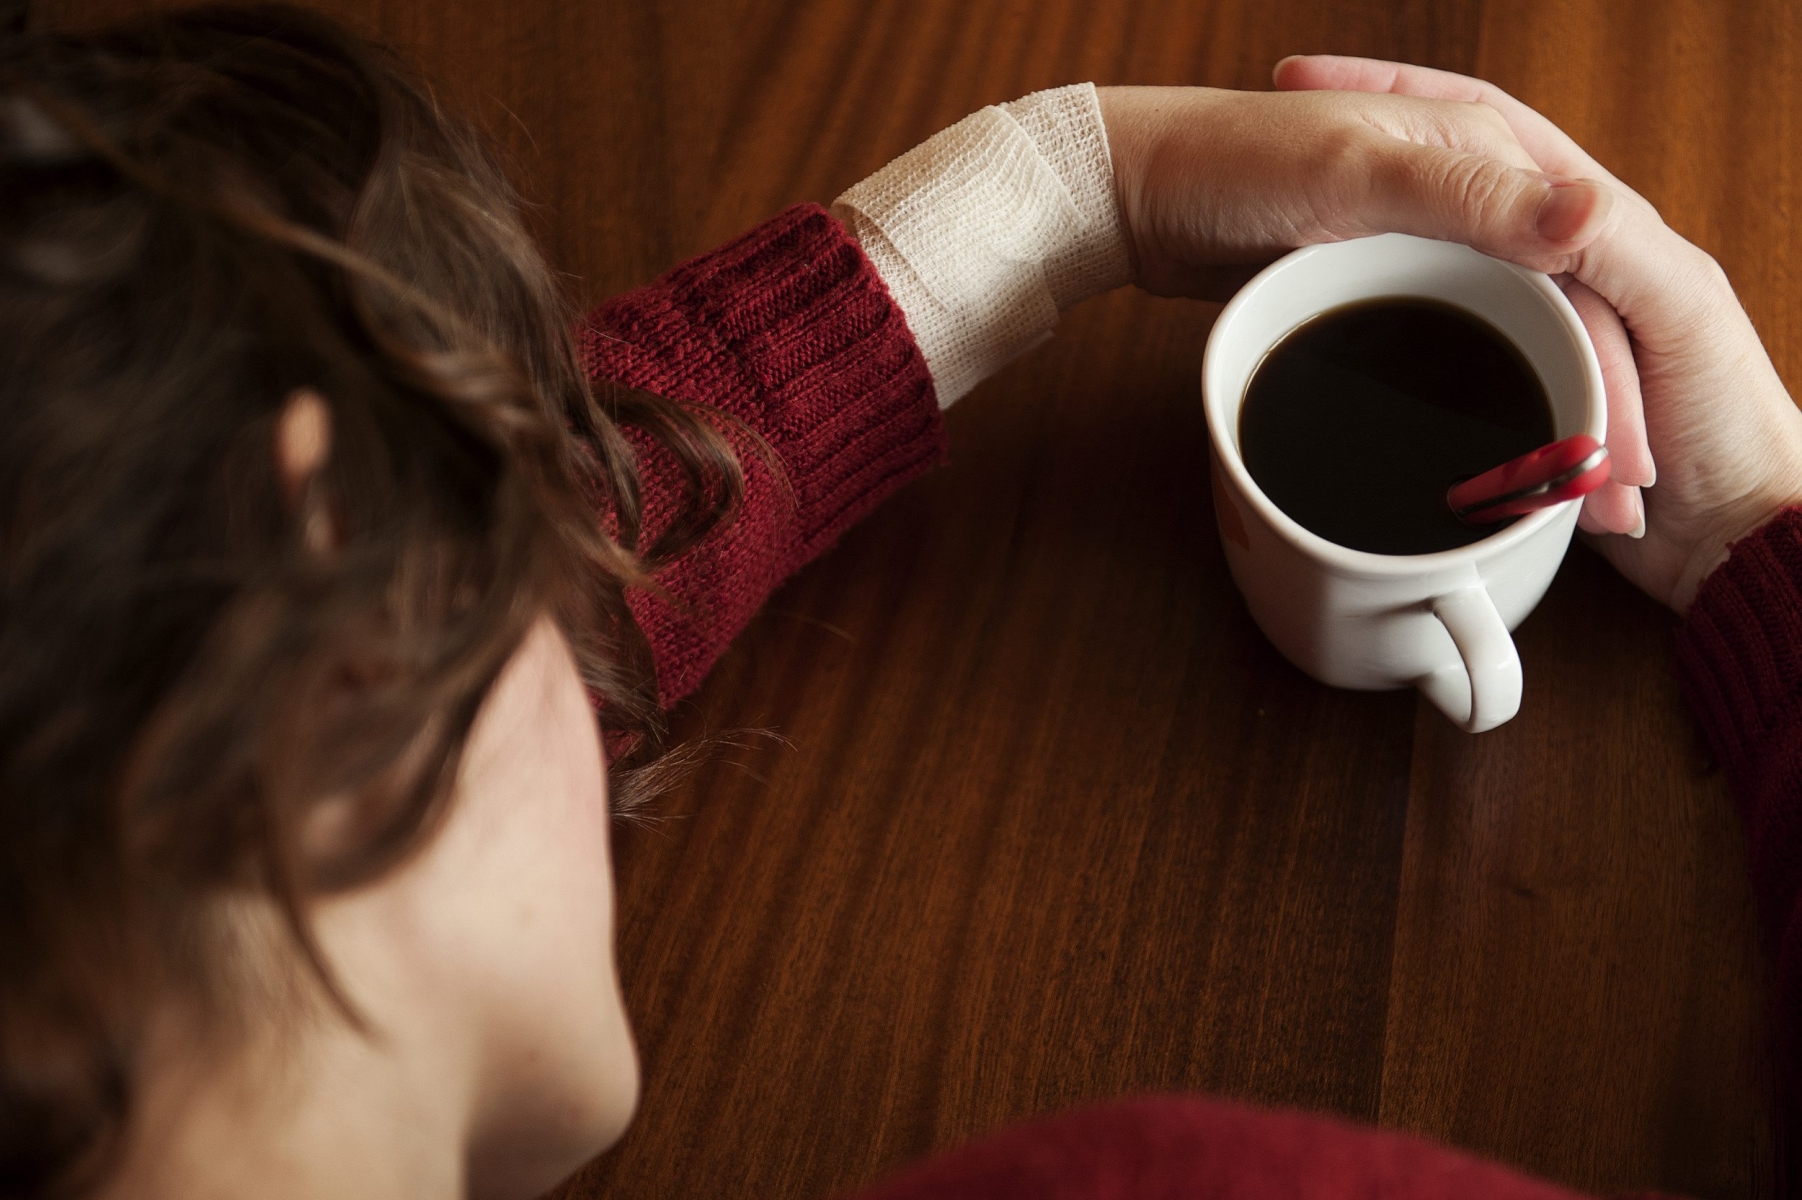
left=582, top=204, right=1796, bottom=1198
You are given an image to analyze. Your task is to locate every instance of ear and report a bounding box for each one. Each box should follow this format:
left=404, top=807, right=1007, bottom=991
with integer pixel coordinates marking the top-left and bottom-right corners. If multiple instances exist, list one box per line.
left=275, top=389, right=336, bottom=551
left=276, top=388, right=331, bottom=497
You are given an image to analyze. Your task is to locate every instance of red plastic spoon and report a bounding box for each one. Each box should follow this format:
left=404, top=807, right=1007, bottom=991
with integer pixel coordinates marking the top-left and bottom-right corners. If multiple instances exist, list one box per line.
left=1447, top=433, right=1611, bottom=525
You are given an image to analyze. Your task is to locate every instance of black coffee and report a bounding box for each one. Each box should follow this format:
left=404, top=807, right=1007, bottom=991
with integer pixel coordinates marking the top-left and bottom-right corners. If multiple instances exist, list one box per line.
left=1238, top=297, right=1554, bottom=556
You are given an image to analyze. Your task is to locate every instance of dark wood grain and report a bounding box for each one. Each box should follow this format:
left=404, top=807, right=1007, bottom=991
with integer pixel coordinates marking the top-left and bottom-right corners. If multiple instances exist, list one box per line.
left=36, top=0, right=1794, bottom=1197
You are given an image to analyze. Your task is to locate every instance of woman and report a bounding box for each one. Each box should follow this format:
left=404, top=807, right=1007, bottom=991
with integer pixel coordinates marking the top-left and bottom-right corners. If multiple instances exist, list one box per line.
left=1, top=6, right=1794, bottom=1198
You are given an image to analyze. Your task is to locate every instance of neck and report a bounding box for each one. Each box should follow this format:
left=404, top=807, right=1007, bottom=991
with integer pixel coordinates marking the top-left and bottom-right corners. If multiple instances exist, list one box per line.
left=105, top=908, right=478, bottom=1200
left=113, top=1006, right=469, bottom=1200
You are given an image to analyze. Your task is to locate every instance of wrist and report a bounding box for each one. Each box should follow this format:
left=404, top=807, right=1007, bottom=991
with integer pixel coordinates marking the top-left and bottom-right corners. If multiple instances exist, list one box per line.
left=1675, top=406, right=1802, bottom=610
left=832, top=83, right=1130, bottom=407
left=1093, top=85, right=1257, bottom=298
left=1094, top=87, right=1146, bottom=287
left=1675, top=495, right=1802, bottom=612
left=999, top=84, right=1134, bottom=310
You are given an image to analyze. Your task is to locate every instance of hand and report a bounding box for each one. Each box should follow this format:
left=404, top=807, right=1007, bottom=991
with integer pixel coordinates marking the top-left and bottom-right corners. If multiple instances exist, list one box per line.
left=1096, top=84, right=1649, bottom=537
left=1269, top=57, right=1802, bottom=611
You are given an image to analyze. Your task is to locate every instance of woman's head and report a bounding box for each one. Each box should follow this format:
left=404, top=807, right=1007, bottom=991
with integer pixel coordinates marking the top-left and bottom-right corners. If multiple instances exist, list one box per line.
left=0, top=6, right=734, bottom=1195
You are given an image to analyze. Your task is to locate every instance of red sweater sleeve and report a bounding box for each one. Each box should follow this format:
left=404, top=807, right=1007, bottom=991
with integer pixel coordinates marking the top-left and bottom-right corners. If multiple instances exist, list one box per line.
left=579, top=204, right=945, bottom=705
left=846, top=1096, right=1604, bottom=1200
left=1675, top=507, right=1802, bottom=1182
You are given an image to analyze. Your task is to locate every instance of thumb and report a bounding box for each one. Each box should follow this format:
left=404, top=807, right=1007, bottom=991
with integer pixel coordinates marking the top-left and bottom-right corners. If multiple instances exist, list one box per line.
left=1352, top=140, right=1613, bottom=267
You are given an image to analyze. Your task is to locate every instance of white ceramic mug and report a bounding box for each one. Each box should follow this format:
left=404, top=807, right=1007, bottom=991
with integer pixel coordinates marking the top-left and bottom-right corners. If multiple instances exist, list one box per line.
left=1202, top=233, right=1606, bottom=733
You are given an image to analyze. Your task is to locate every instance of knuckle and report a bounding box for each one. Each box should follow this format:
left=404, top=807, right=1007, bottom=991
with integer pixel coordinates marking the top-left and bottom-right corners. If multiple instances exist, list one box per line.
left=1462, top=100, right=1515, bottom=143
left=1408, top=99, right=1532, bottom=169
left=1403, top=97, right=1505, bottom=145
left=1311, top=125, right=1392, bottom=236
left=1435, top=153, right=1518, bottom=225
left=1669, top=244, right=1744, bottom=331
left=1476, top=110, right=1525, bottom=162
left=1442, top=100, right=1530, bottom=167
left=1361, top=95, right=1442, bottom=146
left=1691, top=247, right=1732, bottom=292
left=1663, top=237, right=1734, bottom=300
left=1316, top=120, right=1374, bottom=172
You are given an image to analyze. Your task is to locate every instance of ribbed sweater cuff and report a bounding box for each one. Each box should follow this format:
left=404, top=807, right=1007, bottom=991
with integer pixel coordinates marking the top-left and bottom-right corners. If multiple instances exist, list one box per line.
left=1676, top=508, right=1802, bottom=775
left=580, top=205, right=946, bottom=705
left=582, top=204, right=945, bottom=557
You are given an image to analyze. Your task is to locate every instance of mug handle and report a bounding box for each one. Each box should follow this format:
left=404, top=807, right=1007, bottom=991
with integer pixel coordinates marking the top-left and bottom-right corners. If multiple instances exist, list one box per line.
left=1415, top=586, right=1523, bottom=733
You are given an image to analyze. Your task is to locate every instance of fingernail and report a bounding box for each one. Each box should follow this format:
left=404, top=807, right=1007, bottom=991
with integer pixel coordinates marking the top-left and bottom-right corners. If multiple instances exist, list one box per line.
left=1629, top=488, right=1647, bottom=539
left=1535, top=179, right=1600, bottom=242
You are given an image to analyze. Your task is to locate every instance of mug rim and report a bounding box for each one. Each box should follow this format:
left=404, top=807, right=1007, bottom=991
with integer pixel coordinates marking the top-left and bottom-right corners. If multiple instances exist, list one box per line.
left=1201, top=233, right=1609, bottom=575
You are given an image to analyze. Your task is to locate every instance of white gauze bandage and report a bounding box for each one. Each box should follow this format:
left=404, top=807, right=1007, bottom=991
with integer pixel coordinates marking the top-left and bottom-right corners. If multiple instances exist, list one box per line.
left=832, top=83, right=1133, bottom=407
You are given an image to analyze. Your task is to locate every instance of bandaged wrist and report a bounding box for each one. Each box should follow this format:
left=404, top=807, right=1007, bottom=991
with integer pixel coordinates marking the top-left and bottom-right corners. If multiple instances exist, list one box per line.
left=832, top=83, right=1133, bottom=407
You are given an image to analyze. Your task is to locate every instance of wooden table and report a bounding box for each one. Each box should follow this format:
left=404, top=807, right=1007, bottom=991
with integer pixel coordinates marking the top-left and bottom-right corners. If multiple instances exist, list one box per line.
left=42, top=0, right=1795, bottom=1196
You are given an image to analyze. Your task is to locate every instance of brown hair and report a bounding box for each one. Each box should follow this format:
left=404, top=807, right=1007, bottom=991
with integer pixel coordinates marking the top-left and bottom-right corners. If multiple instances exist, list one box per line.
left=0, top=5, right=741, bottom=1194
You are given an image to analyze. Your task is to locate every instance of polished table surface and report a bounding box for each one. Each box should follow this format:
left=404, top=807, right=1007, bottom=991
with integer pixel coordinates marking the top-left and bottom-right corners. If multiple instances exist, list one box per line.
left=42, top=0, right=1797, bottom=1196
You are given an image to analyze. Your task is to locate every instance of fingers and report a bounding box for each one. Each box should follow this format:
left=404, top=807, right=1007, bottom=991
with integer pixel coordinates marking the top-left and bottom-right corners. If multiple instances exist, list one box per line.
left=1584, top=480, right=1646, bottom=537
left=1349, top=138, right=1612, bottom=267
left=1561, top=279, right=1653, bottom=484
left=1273, top=55, right=1621, bottom=192
left=1560, top=278, right=1651, bottom=535
left=1358, top=96, right=1539, bottom=172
